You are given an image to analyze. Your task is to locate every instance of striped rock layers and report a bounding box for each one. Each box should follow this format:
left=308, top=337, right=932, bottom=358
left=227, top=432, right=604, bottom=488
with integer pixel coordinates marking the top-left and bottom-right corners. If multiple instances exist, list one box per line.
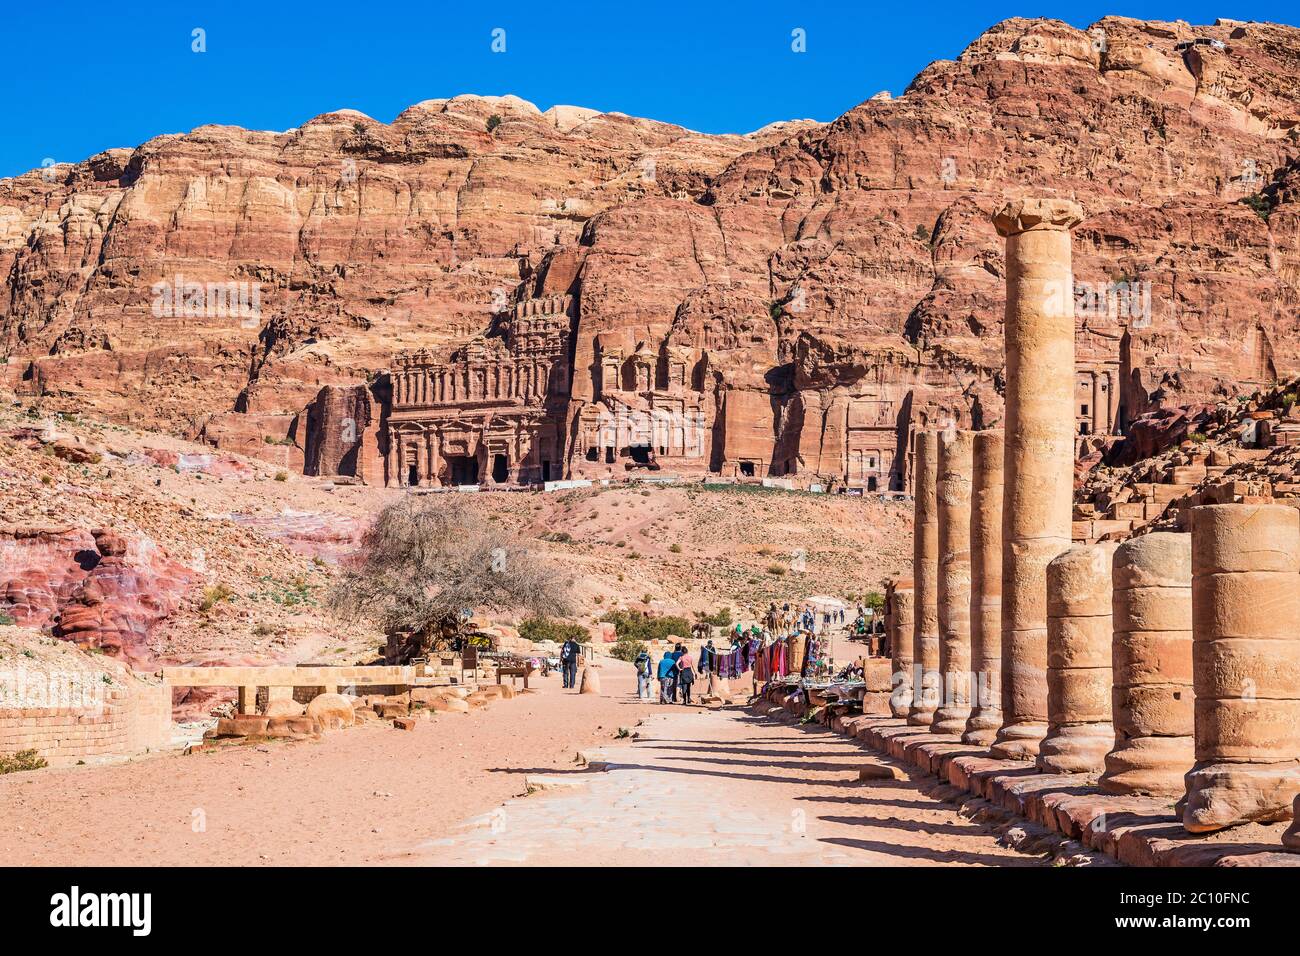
left=932, top=429, right=974, bottom=735
left=964, top=429, right=1004, bottom=746
left=1038, top=543, right=1116, bottom=774
left=889, top=583, right=916, bottom=718
left=990, top=197, right=1083, bottom=760
left=1183, top=504, right=1300, bottom=833
left=1100, top=532, right=1194, bottom=797
left=909, top=432, right=941, bottom=726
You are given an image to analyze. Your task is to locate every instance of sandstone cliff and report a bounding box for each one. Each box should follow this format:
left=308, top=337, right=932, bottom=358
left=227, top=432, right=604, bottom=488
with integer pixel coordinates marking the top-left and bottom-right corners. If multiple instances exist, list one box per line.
left=3, top=18, right=1299, bottom=489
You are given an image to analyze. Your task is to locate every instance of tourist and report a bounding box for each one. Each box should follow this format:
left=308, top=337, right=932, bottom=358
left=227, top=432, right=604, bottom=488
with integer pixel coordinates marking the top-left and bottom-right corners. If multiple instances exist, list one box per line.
left=668, top=643, right=685, bottom=701
left=656, top=651, right=677, bottom=704
left=675, top=647, right=697, bottom=705
left=560, top=635, right=582, bottom=689
left=634, top=647, right=653, bottom=699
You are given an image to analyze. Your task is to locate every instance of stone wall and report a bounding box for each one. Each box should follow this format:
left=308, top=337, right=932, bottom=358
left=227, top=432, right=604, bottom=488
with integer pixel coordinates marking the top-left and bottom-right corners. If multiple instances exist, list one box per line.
left=0, top=628, right=171, bottom=767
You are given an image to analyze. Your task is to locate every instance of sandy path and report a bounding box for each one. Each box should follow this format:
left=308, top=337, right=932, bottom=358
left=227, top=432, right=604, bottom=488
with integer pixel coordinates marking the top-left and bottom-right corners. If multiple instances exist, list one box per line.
left=402, top=703, right=1044, bottom=866
left=0, top=662, right=665, bottom=866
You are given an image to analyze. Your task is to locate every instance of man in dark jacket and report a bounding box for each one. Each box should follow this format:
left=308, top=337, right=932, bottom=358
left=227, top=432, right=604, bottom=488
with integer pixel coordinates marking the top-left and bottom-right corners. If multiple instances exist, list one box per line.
left=560, top=636, right=582, bottom=689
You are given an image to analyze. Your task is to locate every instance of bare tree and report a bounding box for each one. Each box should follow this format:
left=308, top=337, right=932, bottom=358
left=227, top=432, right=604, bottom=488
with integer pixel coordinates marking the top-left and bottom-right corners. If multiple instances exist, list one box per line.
left=329, top=496, right=574, bottom=660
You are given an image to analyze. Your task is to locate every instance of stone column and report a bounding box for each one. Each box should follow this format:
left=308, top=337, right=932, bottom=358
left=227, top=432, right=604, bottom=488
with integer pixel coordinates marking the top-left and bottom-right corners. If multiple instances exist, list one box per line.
left=1101, top=532, right=1194, bottom=796
left=990, top=197, right=1083, bottom=760
left=385, top=431, right=399, bottom=488
left=1105, top=371, right=1117, bottom=435
left=1091, top=371, right=1103, bottom=436
left=908, top=432, right=941, bottom=726
left=964, top=429, right=1003, bottom=745
left=1183, top=504, right=1300, bottom=832
left=932, top=429, right=974, bottom=735
left=1038, top=543, right=1115, bottom=773
left=889, top=582, right=915, bottom=718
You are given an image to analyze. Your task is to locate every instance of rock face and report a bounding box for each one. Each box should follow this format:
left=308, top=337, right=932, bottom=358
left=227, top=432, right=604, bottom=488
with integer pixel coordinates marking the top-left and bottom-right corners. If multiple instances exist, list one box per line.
left=5, top=19, right=1300, bottom=488
left=0, top=525, right=195, bottom=666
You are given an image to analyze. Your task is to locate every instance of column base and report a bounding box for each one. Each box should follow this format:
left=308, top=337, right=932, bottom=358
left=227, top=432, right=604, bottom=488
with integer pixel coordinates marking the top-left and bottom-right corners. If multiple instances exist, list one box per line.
left=907, top=707, right=936, bottom=727
left=930, top=706, right=971, bottom=737
left=1181, top=761, right=1300, bottom=833
left=961, top=710, right=1001, bottom=746
left=1036, top=722, right=1112, bottom=774
left=1098, top=735, right=1194, bottom=797
left=989, top=720, right=1047, bottom=760
left=889, top=679, right=912, bottom=719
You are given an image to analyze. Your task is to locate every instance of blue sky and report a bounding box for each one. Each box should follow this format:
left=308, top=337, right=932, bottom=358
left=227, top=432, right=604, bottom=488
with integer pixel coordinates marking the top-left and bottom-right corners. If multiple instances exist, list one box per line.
left=2, top=1, right=1296, bottom=178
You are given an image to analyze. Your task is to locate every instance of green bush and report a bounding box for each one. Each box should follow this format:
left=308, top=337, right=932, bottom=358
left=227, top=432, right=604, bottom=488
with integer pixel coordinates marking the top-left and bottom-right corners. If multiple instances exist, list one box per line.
left=0, top=749, right=47, bottom=775
left=518, top=616, right=589, bottom=644
left=600, top=608, right=692, bottom=643
left=0, top=609, right=15, bottom=626
left=697, top=608, right=732, bottom=628
left=609, top=638, right=647, bottom=663
left=863, top=591, right=886, bottom=613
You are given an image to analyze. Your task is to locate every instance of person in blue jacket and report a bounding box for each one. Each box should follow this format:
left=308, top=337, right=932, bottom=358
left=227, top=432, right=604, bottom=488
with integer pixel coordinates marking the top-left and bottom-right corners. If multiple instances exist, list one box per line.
left=657, top=651, right=677, bottom=704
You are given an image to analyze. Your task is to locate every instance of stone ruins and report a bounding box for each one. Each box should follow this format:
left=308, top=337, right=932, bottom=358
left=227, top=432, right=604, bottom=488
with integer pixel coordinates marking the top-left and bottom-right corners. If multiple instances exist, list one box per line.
left=873, top=197, right=1300, bottom=860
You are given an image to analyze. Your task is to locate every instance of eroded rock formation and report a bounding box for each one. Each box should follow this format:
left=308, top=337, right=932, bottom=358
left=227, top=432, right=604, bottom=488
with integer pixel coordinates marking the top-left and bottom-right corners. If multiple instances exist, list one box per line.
left=4, top=19, right=1300, bottom=487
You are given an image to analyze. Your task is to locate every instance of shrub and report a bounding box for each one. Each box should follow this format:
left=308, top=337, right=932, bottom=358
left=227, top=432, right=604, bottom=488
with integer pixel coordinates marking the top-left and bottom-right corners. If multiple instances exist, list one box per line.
left=518, top=616, right=589, bottom=644
left=1241, top=193, right=1272, bottom=221
left=863, top=591, right=886, bottom=613
left=609, top=638, right=647, bottom=663
left=200, top=583, right=234, bottom=611
left=486, top=114, right=502, bottom=132
left=767, top=564, right=787, bottom=576
left=668, top=543, right=682, bottom=553
left=0, top=610, right=15, bottom=626
left=914, top=223, right=931, bottom=242
left=0, top=749, right=47, bottom=775
left=1189, top=431, right=1208, bottom=444
left=697, top=608, right=732, bottom=628
left=274, top=471, right=288, bottom=482
left=600, top=608, right=692, bottom=643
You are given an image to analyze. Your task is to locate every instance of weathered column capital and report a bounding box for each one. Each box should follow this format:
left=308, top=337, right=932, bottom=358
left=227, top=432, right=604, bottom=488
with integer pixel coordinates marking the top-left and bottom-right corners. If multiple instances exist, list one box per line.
left=992, top=197, right=1084, bottom=237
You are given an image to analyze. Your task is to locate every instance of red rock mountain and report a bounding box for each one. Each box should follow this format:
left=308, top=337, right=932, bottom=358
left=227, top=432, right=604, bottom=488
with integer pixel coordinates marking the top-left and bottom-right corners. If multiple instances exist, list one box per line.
left=3, top=16, right=1299, bottom=491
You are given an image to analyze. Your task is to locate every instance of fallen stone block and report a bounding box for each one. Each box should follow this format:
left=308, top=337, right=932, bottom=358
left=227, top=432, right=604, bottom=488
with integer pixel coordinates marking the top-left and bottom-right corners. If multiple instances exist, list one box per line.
left=524, top=775, right=589, bottom=793
left=306, top=693, right=356, bottom=730
left=265, top=716, right=321, bottom=740
left=428, top=696, right=470, bottom=714
left=264, top=699, right=306, bottom=718
left=214, top=716, right=269, bottom=738
left=859, top=761, right=907, bottom=782
left=392, top=716, right=417, bottom=731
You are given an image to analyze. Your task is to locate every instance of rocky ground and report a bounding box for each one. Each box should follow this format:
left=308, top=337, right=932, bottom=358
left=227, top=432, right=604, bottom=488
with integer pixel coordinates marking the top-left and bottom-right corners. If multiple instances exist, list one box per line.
left=0, top=660, right=1033, bottom=867
left=0, top=397, right=910, bottom=715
